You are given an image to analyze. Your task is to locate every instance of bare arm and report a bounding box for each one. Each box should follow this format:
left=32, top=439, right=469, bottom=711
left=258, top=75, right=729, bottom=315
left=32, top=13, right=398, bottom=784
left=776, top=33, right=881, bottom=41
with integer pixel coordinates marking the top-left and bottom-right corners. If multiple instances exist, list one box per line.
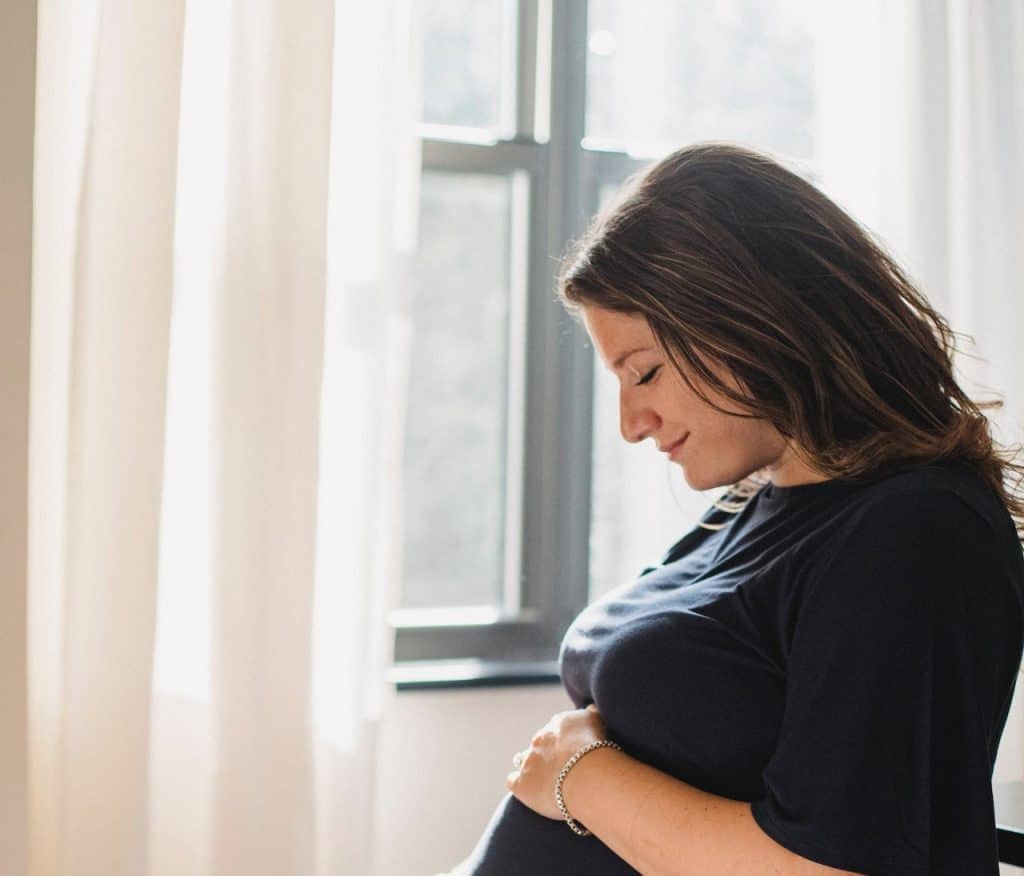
left=560, top=746, right=862, bottom=876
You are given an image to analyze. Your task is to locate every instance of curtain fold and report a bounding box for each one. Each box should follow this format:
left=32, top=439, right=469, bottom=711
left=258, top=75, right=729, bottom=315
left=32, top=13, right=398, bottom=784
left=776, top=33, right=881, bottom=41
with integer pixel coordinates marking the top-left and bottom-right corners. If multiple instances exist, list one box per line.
left=30, top=1, right=420, bottom=874
left=30, top=2, right=187, bottom=873
left=206, top=2, right=332, bottom=872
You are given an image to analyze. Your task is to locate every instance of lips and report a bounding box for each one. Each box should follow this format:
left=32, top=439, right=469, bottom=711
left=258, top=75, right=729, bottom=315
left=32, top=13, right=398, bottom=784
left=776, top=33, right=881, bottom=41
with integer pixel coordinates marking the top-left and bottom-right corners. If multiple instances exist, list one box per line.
left=662, top=434, right=688, bottom=457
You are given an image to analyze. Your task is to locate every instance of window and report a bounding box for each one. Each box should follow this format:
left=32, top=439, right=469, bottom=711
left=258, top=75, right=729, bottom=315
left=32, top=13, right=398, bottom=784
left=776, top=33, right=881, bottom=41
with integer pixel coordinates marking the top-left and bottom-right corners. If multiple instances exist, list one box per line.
left=391, top=0, right=823, bottom=687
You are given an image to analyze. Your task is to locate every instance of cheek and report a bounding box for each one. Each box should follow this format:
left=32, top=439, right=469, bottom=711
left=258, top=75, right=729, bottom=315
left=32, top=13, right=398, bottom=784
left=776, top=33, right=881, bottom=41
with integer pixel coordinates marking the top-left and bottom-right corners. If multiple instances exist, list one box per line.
left=662, top=371, right=706, bottom=416
left=711, top=419, right=785, bottom=472
left=688, top=409, right=774, bottom=468
left=672, top=384, right=738, bottom=436
left=713, top=413, right=766, bottom=446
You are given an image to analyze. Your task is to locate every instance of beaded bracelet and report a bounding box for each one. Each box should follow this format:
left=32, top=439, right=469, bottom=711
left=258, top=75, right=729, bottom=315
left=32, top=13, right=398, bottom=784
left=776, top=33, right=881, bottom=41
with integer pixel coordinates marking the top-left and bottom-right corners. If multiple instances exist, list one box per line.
left=553, top=739, right=623, bottom=836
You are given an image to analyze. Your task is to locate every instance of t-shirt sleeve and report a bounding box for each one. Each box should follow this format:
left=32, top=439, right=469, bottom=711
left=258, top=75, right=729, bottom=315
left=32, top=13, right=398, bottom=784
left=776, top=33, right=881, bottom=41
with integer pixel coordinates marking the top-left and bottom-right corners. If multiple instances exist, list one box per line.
left=749, top=487, right=1020, bottom=875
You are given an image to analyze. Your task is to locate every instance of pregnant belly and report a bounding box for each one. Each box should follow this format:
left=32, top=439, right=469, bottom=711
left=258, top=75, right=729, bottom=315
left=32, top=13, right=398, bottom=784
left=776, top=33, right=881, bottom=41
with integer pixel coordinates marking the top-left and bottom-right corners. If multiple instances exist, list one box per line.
left=453, top=792, right=640, bottom=875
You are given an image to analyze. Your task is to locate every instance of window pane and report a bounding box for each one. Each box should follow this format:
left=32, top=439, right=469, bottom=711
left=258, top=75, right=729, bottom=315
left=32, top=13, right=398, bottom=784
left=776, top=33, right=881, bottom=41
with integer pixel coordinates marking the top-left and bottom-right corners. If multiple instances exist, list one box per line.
left=421, top=0, right=513, bottom=134
left=586, top=0, right=817, bottom=159
left=401, top=171, right=513, bottom=609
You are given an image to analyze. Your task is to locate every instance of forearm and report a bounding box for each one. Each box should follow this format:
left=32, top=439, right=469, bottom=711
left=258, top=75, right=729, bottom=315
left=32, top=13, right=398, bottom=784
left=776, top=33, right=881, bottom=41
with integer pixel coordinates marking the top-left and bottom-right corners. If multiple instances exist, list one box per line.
left=559, top=747, right=836, bottom=876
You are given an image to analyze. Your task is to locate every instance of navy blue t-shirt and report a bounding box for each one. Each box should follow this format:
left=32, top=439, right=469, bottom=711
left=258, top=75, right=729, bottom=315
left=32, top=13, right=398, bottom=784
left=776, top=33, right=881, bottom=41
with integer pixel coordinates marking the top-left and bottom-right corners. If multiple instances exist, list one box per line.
left=456, top=461, right=1024, bottom=874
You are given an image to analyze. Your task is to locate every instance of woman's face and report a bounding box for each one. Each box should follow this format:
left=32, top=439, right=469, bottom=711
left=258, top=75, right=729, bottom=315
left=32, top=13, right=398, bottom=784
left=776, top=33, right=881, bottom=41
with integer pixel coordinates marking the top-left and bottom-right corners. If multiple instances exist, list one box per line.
left=582, top=305, right=822, bottom=490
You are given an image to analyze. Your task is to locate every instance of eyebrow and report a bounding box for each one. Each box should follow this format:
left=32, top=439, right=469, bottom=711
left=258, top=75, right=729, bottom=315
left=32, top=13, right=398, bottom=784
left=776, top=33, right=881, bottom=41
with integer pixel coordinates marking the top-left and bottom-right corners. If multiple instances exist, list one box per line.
left=612, top=346, right=654, bottom=370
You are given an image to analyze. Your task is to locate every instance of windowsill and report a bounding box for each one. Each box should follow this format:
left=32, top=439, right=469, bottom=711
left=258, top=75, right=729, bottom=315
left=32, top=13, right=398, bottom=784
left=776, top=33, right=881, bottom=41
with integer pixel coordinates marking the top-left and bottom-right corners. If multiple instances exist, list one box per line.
left=388, top=659, right=562, bottom=691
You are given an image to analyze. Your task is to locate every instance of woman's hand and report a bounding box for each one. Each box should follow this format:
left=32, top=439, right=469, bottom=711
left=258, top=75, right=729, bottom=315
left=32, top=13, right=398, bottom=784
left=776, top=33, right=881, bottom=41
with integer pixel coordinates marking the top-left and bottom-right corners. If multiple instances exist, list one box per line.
left=505, top=703, right=608, bottom=820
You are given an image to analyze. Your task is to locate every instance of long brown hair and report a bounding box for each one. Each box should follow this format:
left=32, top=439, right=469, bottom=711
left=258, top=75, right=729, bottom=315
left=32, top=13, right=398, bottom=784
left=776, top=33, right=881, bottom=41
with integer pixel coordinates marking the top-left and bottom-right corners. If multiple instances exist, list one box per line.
left=557, top=141, right=1024, bottom=543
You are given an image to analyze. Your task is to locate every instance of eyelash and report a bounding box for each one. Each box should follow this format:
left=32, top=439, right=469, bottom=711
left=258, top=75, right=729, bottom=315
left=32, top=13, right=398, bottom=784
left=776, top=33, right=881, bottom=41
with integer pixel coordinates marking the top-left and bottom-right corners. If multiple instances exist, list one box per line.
left=636, top=366, right=660, bottom=386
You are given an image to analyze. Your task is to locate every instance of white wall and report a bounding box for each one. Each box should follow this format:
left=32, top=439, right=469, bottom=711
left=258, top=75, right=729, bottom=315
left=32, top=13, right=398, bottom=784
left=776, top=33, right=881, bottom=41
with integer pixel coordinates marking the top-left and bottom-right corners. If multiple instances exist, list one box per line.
left=0, top=1, right=35, bottom=873
left=372, top=684, right=571, bottom=876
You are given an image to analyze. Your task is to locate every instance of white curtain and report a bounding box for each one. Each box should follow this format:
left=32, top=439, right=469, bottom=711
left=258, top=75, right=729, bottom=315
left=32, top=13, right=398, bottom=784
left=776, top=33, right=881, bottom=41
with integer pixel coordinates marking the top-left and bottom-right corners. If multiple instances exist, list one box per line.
left=813, top=0, right=1024, bottom=788
left=29, top=0, right=420, bottom=874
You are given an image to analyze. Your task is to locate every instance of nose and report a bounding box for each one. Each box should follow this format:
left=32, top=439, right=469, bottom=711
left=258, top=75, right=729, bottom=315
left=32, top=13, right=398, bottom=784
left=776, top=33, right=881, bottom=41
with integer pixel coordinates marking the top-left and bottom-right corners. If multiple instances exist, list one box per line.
left=619, top=390, right=659, bottom=444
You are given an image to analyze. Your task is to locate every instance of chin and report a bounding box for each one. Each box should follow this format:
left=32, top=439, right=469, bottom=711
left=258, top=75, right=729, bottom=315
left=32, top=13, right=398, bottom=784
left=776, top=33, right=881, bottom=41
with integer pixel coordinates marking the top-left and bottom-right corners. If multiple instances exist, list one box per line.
left=679, top=461, right=754, bottom=494
left=679, top=467, right=717, bottom=493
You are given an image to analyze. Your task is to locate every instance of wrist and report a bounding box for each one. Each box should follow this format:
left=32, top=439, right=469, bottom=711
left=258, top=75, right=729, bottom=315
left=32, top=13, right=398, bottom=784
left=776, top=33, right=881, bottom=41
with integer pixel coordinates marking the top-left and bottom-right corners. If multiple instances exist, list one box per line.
left=558, top=742, right=625, bottom=833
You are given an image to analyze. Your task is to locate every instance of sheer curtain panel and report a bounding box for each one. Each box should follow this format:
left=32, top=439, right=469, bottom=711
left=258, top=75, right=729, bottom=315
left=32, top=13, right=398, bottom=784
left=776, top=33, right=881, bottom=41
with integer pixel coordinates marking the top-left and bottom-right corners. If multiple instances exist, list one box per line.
left=28, top=1, right=421, bottom=874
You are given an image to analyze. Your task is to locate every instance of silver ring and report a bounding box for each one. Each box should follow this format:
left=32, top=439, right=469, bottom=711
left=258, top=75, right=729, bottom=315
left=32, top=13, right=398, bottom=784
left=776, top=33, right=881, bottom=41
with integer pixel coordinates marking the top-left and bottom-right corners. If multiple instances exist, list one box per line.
left=512, top=751, right=524, bottom=769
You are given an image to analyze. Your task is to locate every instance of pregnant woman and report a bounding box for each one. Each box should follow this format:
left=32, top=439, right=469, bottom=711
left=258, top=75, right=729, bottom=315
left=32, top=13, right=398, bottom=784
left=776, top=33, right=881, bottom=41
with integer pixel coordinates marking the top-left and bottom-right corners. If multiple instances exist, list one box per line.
left=449, top=142, right=1024, bottom=874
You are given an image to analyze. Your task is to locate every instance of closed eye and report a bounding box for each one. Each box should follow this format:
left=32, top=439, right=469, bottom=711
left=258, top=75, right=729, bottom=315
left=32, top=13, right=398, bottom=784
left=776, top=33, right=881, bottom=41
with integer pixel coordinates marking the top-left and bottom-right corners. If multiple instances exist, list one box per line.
left=636, top=366, right=660, bottom=386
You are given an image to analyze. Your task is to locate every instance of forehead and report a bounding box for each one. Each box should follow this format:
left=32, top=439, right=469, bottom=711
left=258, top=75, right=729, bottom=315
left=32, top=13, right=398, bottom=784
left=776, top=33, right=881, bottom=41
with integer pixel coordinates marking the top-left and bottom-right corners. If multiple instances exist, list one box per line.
left=581, top=306, right=655, bottom=368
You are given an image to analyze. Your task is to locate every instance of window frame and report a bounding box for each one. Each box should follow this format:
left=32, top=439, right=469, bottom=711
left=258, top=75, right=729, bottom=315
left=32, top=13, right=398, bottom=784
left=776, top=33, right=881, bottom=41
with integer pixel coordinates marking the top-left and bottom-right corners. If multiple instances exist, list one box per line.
left=390, top=0, right=649, bottom=689
left=390, top=0, right=829, bottom=689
